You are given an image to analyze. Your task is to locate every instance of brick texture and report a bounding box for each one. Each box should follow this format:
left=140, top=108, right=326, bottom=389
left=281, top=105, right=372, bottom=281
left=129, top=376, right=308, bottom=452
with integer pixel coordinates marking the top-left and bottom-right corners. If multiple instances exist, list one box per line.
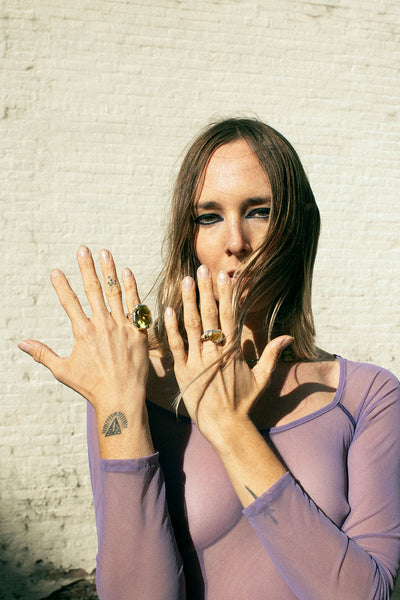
left=1, top=1, right=399, bottom=597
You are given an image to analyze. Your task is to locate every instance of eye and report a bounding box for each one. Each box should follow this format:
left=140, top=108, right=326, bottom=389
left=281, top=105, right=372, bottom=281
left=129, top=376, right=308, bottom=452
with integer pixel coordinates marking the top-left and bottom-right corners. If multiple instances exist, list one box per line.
left=193, top=213, right=223, bottom=226
left=246, top=207, right=271, bottom=219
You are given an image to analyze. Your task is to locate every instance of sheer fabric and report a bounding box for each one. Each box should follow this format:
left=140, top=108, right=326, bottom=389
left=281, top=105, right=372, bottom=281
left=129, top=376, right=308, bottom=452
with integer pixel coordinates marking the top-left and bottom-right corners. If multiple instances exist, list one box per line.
left=87, top=357, right=400, bottom=599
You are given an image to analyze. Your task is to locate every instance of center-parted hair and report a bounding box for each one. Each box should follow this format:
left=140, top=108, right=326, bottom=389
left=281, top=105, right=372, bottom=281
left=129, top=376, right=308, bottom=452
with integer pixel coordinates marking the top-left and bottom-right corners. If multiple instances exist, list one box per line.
left=149, top=117, right=320, bottom=361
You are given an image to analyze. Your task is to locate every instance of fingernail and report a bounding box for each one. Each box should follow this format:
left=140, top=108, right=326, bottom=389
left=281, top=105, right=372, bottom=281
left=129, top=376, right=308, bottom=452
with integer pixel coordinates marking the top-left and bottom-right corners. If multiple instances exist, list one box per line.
left=165, top=307, right=173, bottom=319
left=182, top=276, right=194, bottom=289
left=100, top=249, right=110, bottom=261
left=278, top=336, right=294, bottom=350
left=122, top=268, right=132, bottom=280
left=198, top=265, right=209, bottom=279
left=51, top=269, right=62, bottom=279
left=218, top=270, right=229, bottom=282
left=19, top=341, right=31, bottom=353
left=78, top=245, right=89, bottom=257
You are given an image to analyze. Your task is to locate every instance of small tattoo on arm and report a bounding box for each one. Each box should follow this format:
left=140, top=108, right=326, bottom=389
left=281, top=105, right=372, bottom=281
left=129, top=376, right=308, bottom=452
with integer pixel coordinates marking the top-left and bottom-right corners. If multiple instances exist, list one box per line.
left=245, top=486, right=258, bottom=500
left=107, top=275, right=118, bottom=288
left=102, top=411, right=128, bottom=437
left=245, top=485, right=278, bottom=524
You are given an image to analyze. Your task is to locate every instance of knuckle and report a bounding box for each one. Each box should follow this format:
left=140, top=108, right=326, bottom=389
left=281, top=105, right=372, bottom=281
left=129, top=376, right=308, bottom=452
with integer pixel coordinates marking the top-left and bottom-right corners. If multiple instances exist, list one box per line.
left=220, top=306, right=233, bottom=319
left=63, top=287, right=78, bottom=304
left=124, top=278, right=136, bottom=291
left=185, top=316, right=201, bottom=329
left=170, top=337, right=184, bottom=352
left=271, top=345, right=281, bottom=357
left=269, top=348, right=281, bottom=366
left=202, top=306, right=218, bottom=319
left=105, top=285, right=122, bottom=298
left=74, top=320, right=92, bottom=340
left=32, top=345, right=46, bottom=364
left=84, top=279, right=102, bottom=294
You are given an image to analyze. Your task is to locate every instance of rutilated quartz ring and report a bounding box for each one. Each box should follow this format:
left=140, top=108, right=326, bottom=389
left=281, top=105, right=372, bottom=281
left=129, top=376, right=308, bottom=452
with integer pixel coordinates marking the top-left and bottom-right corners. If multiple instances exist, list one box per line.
left=126, top=304, right=152, bottom=329
left=201, top=329, right=225, bottom=344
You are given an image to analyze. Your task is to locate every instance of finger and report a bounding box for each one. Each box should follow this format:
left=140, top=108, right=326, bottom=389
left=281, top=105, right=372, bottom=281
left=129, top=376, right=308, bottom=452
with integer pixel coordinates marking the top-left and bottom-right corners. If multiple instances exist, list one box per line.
left=76, top=245, right=108, bottom=317
left=181, top=276, right=202, bottom=356
left=164, top=307, right=187, bottom=370
left=216, top=270, right=236, bottom=343
left=18, top=339, right=65, bottom=380
left=99, top=249, right=125, bottom=320
left=254, top=336, right=294, bottom=389
left=197, top=265, right=219, bottom=337
left=122, top=268, right=141, bottom=314
left=50, top=269, right=88, bottom=328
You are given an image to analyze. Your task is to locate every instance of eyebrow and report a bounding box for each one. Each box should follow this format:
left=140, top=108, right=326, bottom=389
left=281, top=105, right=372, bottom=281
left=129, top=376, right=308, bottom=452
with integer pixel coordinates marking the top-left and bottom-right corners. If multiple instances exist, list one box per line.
left=196, top=196, right=272, bottom=210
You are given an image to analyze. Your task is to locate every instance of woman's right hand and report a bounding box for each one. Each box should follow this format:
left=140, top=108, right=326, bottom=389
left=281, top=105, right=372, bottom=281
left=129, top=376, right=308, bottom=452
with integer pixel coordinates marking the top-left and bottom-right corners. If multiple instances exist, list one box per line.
left=19, top=245, right=154, bottom=458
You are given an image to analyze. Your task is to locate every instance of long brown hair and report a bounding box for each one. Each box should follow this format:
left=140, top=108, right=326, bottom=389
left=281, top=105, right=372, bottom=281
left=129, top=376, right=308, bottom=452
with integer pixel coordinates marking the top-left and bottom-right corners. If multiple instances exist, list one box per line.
left=149, top=117, right=320, bottom=361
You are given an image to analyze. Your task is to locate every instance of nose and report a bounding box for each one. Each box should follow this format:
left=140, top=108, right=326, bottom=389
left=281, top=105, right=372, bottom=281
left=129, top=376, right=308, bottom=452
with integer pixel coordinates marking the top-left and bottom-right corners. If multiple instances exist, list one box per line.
left=225, top=219, right=251, bottom=257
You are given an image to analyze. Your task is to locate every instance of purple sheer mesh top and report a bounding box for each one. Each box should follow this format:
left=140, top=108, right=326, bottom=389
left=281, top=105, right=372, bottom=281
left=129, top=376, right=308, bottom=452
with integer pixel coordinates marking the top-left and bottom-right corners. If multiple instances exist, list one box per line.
left=87, top=357, right=400, bottom=599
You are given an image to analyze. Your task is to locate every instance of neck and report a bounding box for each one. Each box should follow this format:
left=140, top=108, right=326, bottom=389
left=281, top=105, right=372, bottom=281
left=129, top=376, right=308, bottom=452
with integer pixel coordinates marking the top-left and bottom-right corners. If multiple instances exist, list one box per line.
left=241, top=315, right=269, bottom=361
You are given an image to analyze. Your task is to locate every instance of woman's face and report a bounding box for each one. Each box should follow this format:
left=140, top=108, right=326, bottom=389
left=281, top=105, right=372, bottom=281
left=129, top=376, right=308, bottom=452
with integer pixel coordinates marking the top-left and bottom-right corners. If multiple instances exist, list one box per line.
left=193, top=139, right=272, bottom=299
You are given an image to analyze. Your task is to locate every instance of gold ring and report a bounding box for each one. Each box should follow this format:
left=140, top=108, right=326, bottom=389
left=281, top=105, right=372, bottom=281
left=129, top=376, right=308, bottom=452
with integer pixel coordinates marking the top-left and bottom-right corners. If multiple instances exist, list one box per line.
left=200, top=329, right=225, bottom=344
left=126, top=304, right=152, bottom=329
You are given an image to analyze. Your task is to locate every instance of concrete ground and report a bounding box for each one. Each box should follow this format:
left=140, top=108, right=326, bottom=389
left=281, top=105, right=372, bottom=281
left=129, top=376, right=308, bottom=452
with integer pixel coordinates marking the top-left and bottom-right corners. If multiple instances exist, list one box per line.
left=41, top=574, right=400, bottom=599
left=41, top=574, right=98, bottom=600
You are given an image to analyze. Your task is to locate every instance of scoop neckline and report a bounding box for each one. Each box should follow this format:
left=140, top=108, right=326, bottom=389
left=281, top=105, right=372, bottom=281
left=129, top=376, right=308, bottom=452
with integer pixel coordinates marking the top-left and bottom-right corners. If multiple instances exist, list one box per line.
left=146, top=355, right=346, bottom=432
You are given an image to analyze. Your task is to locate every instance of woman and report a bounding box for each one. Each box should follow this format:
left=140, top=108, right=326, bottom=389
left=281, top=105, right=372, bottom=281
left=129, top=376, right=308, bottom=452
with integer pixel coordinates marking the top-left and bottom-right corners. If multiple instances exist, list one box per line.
left=19, top=118, right=400, bottom=599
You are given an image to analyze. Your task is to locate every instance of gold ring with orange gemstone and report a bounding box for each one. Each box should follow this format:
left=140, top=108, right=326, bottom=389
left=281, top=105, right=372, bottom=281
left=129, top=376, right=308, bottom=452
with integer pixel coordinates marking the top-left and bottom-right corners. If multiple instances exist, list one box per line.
left=200, top=329, right=225, bottom=344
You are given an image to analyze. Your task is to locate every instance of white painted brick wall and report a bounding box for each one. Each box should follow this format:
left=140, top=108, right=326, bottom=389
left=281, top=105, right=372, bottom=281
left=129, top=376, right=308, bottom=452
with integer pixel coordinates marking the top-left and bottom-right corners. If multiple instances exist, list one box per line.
left=1, top=1, right=399, bottom=597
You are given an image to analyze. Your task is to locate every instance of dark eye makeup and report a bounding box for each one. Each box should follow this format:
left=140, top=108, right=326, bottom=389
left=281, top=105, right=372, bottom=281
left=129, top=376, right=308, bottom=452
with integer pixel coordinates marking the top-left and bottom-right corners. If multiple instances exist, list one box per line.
left=246, top=207, right=271, bottom=219
left=193, top=206, right=270, bottom=226
left=193, top=213, right=223, bottom=225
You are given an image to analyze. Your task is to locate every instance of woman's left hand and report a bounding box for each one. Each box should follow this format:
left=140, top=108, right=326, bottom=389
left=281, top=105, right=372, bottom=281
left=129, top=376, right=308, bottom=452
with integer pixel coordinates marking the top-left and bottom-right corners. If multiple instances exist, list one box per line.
left=164, top=265, right=292, bottom=445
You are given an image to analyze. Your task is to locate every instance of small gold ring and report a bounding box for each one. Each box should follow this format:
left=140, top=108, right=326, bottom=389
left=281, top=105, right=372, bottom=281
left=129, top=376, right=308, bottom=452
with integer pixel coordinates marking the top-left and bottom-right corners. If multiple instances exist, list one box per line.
left=126, top=304, right=152, bottom=329
left=200, top=329, right=225, bottom=344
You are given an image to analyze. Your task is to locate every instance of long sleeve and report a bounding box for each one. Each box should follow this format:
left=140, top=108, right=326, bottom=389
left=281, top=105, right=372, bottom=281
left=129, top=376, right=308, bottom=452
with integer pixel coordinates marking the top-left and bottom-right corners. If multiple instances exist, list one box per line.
left=87, top=403, right=185, bottom=600
left=243, top=364, right=400, bottom=600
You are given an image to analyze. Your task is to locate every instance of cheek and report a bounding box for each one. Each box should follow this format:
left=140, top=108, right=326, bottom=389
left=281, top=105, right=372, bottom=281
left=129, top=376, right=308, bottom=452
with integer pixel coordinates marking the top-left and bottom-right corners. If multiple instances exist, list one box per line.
left=251, top=224, right=269, bottom=250
left=194, top=231, right=217, bottom=266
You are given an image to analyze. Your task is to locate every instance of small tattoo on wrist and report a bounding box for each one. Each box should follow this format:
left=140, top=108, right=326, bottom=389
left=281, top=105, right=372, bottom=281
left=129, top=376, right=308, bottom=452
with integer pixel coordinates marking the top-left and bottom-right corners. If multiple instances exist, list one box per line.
left=102, top=411, right=128, bottom=437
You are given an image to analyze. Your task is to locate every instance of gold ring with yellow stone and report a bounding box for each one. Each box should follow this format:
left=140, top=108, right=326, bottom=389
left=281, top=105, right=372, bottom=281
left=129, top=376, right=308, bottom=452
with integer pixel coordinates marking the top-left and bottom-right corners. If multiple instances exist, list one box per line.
left=127, top=304, right=152, bottom=330
left=200, top=329, right=225, bottom=344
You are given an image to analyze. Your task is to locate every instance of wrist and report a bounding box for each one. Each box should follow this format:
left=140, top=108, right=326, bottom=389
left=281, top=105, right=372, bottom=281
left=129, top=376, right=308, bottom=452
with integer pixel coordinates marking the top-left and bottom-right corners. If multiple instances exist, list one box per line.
left=205, top=413, right=257, bottom=454
left=93, top=385, right=146, bottom=425
left=209, top=416, right=287, bottom=507
left=96, top=401, right=154, bottom=459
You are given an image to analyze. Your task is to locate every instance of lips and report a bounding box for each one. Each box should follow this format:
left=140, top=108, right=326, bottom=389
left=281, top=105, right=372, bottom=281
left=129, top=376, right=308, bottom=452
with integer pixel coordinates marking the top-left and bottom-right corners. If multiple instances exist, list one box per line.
left=227, top=270, right=249, bottom=288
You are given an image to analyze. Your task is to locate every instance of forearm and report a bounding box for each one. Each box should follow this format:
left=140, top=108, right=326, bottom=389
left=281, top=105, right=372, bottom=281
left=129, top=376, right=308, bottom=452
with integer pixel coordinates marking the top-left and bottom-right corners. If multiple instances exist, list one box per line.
left=242, top=474, right=393, bottom=600
left=212, top=417, right=287, bottom=507
left=87, top=403, right=185, bottom=600
left=211, top=384, right=400, bottom=600
left=97, top=455, right=184, bottom=600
